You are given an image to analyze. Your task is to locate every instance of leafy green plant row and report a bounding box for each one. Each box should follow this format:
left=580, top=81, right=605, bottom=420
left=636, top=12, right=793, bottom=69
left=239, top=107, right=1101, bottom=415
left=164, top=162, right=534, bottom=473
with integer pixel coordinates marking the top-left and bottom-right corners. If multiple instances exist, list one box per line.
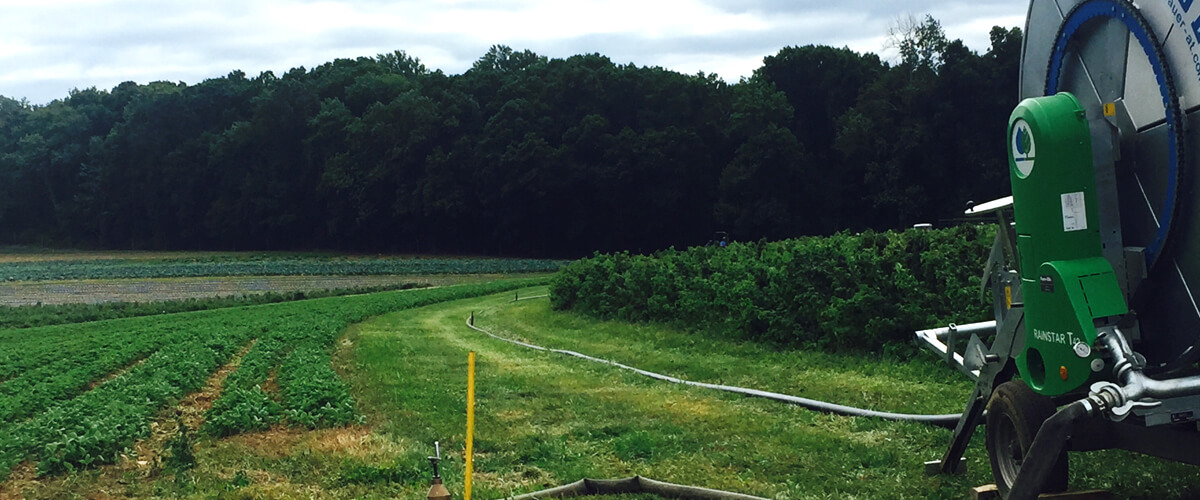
left=0, top=328, right=253, bottom=476
left=202, top=279, right=550, bottom=437
left=550, top=225, right=993, bottom=354
left=0, top=321, right=209, bottom=421
left=0, top=257, right=566, bottom=282
left=0, top=282, right=426, bottom=329
left=0, top=277, right=547, bottom=477
left=278, top=346, right=357, bottom=428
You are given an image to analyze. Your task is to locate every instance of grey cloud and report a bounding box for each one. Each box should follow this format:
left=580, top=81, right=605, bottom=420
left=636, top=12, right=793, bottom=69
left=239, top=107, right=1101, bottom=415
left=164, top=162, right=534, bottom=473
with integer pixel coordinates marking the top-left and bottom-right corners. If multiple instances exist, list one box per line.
left=0, top=0, right=1027, bottom=104
left=705, top=0, right=1018, bottom=17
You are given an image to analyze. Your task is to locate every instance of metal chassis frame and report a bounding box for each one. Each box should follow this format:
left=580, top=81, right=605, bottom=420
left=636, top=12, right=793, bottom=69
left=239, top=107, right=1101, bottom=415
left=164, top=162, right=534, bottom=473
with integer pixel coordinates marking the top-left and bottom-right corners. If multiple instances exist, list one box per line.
left=919, top=214, right=1200, bottom=479
left=923, top=307, right=1023, bottom=474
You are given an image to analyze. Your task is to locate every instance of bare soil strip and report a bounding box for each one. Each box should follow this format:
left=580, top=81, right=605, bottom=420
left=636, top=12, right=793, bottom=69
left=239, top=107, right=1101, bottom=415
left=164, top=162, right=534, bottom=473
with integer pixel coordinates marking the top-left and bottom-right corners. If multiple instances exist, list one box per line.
left=128, top=339, right=261, bottom=472
left=0, top=274, right=502, bottom=306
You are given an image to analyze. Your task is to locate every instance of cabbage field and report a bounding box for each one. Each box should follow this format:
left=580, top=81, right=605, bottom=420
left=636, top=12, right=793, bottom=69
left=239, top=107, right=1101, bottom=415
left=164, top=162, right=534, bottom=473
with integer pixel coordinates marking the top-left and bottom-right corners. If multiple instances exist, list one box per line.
left=0, top=256, right=566, bottom=282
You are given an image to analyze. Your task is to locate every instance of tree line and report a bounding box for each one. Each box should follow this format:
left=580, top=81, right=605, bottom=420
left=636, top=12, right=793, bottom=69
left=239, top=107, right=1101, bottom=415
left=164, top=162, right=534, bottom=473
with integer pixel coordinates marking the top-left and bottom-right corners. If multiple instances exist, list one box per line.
left=0, top=17, right=1021, bottom=257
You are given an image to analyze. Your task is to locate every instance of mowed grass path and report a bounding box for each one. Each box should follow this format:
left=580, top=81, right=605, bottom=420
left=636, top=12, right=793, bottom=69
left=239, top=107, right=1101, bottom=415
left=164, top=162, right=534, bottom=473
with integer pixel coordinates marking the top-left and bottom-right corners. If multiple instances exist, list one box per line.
left=351, top=286, right=1200, bottom=499
left=350, top=287, right=985, bottom=499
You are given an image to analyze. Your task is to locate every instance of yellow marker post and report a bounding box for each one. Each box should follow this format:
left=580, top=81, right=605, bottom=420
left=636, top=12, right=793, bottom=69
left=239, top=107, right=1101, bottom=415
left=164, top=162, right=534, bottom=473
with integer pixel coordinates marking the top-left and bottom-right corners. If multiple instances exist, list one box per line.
left=465, top=351, right=476, bottom=500
left=1103, top=102, right=1116, bottom=117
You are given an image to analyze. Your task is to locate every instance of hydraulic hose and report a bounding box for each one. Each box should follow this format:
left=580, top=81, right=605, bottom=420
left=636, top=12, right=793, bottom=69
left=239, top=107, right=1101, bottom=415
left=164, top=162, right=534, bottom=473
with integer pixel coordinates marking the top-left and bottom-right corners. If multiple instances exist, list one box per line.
left=1100, top=328, right=1200, bottom=401
left=1006, top=399, right=1094, bottom=500
left=466, top=314, right=965, bottom=428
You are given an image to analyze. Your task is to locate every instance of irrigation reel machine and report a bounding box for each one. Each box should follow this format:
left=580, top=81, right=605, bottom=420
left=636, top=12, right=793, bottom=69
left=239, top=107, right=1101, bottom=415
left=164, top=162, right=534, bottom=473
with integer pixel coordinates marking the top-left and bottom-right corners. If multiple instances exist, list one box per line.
left=916, top=0, right=1200, bottom=497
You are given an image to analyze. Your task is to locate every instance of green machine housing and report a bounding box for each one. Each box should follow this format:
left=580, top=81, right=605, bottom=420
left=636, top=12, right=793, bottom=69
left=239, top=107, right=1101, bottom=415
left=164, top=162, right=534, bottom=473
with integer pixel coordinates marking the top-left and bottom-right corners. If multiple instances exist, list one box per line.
left=1008, top=93, right=1128, bottom=396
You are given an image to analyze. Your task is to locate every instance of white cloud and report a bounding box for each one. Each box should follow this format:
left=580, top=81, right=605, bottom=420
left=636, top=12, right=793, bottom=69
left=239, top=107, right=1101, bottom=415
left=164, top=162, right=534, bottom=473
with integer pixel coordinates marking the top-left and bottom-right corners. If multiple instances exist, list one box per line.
left=0, top=0, right=1028, bottom=104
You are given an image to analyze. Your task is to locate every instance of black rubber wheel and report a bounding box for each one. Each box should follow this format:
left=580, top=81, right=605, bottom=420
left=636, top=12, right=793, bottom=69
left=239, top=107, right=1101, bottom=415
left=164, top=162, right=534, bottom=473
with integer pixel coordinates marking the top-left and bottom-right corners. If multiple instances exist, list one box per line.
left=985, top=380, right=1069, bottom=497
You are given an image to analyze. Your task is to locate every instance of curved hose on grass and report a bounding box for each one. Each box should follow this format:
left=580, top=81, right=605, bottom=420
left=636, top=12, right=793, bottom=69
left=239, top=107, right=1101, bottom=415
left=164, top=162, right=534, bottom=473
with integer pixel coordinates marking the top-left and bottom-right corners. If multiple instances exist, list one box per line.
left=466, top=312, right=964, bottom=428
left=504, top=475, right=768, bottom=499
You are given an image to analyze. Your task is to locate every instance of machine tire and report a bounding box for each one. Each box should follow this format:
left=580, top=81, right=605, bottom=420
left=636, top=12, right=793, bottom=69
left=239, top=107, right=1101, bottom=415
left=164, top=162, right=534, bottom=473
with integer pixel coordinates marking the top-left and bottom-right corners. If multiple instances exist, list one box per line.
left=985, top=380, right=1068, bottom=497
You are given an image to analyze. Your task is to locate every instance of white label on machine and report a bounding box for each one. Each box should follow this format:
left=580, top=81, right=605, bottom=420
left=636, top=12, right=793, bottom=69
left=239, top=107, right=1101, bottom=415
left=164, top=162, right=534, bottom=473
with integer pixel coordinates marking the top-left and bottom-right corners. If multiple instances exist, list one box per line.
left=1062, top=192, right=1086, bottom=232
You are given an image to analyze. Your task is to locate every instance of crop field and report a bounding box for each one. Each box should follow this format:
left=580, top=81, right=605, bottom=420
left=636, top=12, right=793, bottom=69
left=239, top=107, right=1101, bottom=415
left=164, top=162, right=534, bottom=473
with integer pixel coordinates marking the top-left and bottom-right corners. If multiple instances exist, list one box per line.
left=0, top=274, right=508, bottom=306
left=0, top=249, right=561, bottom=307
left=4, top=285, right=1197, bottom=499
left=0, top=279, right=543, bottom=485
left=0, top=254, right=566, bottom=282
left=0, top=247, right=264, bottom=264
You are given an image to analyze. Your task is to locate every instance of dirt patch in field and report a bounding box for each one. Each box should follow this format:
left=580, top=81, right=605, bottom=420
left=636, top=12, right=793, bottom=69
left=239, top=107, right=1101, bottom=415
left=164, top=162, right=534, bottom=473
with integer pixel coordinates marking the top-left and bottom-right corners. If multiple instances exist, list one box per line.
left=0, top=274, right=503, bottom=306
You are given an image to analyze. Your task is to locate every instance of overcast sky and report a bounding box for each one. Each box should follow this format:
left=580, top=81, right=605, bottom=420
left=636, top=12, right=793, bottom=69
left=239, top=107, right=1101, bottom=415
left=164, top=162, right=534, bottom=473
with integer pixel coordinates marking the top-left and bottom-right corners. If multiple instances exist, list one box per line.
left=0, top=0, right=1028, bottom=105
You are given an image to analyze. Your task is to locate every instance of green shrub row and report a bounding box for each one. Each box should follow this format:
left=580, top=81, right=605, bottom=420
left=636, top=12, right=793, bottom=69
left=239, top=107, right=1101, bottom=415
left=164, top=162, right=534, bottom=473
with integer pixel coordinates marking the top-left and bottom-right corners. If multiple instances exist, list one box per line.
left=550, top=226, right=993, bottom=353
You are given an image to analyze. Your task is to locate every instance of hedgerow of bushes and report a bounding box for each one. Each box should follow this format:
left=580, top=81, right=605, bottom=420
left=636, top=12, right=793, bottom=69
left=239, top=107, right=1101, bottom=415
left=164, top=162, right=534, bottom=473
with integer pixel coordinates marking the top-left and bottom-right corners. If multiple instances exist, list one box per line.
left=550, top=225, right=993, bottom=353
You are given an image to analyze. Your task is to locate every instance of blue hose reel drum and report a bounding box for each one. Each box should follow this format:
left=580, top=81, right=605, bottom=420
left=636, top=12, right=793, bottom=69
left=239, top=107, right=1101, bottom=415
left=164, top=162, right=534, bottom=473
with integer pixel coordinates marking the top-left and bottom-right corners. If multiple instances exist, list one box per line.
left=1022, top=0, right=1200, bottom=374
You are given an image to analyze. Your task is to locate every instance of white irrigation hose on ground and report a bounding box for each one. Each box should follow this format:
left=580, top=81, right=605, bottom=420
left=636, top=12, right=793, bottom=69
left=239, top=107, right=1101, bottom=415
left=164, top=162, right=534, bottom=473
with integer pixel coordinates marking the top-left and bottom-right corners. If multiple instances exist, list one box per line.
left=465, top=305, right=964, bottom=428
left=504, top=476, right=770, bottom=499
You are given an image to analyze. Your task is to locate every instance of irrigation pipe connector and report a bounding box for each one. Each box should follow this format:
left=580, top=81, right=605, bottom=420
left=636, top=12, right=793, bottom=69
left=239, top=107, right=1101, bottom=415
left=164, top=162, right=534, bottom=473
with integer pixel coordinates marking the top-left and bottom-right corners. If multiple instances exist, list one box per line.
left=465, top=315, right=963, bottom=428
left=503, top=475, right=769, bottom=500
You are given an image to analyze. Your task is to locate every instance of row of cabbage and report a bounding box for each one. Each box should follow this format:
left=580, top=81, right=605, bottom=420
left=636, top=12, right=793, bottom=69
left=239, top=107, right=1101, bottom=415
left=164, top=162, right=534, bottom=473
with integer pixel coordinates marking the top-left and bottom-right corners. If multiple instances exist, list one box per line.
left=0, top=257, right=566, bottom=282
left=0, top=278, right=546, bottom=478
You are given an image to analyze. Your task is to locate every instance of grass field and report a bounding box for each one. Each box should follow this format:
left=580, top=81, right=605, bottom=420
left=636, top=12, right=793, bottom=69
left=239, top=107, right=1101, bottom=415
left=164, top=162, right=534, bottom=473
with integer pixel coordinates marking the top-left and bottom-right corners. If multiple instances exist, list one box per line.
left=6, top=285, right=1196, bottom=499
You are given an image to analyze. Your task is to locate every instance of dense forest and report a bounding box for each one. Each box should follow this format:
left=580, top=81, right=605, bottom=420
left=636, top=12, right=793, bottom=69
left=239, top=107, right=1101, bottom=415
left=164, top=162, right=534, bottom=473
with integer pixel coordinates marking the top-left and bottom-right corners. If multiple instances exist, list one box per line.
left=0, top=17, right=1020, bottom=257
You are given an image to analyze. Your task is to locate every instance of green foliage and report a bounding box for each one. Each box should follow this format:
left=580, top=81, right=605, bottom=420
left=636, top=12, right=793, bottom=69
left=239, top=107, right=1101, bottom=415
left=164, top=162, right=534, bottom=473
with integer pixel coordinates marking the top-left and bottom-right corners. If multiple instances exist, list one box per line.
left=202, top=387, right=283, bottom=437
left=164, top=417, right=196, bottom=474
left=550, top=225, right=992, bottom=353
left=0, top=277, right=546, bottom=477
left=0, top=23, right=1021, bottom=257
left=19, top=339, right=232, bottom=476
left=278, top=346, right=357, bottom=428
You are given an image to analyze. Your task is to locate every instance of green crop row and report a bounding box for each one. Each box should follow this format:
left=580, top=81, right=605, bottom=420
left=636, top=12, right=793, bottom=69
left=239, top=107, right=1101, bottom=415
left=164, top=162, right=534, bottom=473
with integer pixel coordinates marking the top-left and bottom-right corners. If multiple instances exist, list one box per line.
left=0, top=257, right=566, bottom=282
left=0, top=321, right=212, bottom=422
left=0, top=277, right=547, bottom=478
left=550, top=226, right=993, bottom=354
left=278, top=346, right=357, bottom=428
left=201, top=279, right=551, bottom=437
left=0, top=329, right=253, bottom=475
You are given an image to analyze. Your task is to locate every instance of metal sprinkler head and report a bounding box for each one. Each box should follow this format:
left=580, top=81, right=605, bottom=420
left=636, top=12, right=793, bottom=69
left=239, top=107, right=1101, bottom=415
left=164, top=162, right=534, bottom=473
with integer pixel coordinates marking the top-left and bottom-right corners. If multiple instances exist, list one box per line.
left=427, top=441, right=451, bottom=500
